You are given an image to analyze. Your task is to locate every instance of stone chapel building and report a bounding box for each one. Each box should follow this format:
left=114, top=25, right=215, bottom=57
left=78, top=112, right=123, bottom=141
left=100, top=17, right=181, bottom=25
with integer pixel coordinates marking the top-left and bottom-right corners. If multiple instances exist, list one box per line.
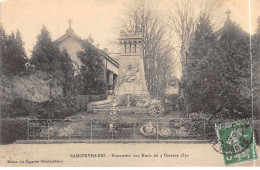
left=54, top=19, right=119, bottom=90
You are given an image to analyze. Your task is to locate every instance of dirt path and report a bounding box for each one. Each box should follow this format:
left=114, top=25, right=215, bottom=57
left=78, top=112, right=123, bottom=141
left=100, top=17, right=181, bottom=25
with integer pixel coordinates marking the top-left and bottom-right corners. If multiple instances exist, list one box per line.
left=0, top=143, right=259, bottom=166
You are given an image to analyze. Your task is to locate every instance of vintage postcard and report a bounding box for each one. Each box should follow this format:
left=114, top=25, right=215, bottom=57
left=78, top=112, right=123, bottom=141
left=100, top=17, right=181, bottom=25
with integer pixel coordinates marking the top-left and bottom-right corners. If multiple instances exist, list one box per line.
left=0, top=0, right=259, bottom=167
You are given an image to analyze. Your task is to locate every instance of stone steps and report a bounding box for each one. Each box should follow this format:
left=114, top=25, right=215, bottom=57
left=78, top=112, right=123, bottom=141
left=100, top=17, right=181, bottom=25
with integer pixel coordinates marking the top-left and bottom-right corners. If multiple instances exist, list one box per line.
left=93, top=104, right=112, bottom=113
left=94, top=107, right=149, bottom=114
left=88, top=94, right=150, bottom=114
left=138, top=94, right=150, bottom=98
left=87, top=99, right=113, bottom=113
left=95, top=102, right=112, bottom=109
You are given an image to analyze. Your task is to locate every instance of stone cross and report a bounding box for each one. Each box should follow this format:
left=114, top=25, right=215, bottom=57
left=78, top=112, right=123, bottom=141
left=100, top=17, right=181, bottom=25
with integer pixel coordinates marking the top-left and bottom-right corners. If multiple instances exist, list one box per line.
left=225, top=9, right=231, bottom=21
left=68, top=18, right=73, bottom=29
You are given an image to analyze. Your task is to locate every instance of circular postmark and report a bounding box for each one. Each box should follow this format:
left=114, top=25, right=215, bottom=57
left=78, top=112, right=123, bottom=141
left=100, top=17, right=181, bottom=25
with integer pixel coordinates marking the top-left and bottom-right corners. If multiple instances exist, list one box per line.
left=207, top=109, right=254, bottom=156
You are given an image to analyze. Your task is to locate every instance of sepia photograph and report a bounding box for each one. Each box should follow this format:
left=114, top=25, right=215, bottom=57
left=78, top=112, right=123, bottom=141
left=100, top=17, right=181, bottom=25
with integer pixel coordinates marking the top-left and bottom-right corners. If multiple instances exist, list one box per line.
left=0, top=0, right=259, bottom=167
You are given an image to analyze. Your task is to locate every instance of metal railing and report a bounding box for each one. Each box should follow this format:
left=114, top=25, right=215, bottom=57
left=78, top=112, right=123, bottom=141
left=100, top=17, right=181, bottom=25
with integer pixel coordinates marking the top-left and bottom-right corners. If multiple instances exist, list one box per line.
left=26, top=118, right=210, bottom=142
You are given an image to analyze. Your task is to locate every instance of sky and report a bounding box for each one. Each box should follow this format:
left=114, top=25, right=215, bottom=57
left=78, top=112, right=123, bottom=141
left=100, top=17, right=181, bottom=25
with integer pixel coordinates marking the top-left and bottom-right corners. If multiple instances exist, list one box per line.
left=0, top=0, right=259, bottom=77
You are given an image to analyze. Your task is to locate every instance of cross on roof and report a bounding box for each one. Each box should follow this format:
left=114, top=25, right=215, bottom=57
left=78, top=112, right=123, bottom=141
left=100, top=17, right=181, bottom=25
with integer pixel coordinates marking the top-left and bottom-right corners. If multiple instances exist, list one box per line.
left=225, top=9, right=231, bottom=21
left=68, top=18, right=73, bottom=29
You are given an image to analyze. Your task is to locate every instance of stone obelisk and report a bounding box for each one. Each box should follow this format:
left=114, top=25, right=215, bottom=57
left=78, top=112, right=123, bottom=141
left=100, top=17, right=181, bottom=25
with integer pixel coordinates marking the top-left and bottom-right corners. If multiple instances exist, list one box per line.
left=114, top=30, right=149, bottom=105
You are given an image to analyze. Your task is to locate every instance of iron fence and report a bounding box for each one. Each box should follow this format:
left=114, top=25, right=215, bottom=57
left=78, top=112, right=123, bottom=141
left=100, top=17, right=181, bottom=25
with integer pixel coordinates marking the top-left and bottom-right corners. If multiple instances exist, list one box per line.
left=25, top=118, right=211, bottom=142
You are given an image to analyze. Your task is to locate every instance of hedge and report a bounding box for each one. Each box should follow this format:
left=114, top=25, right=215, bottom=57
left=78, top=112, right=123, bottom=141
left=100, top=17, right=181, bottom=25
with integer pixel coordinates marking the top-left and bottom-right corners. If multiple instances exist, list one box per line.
left=1, top=94, right=108, bottom=120
left=0, top=118, right=27, bottom=144
left=163, top=94, right=185, bottom=113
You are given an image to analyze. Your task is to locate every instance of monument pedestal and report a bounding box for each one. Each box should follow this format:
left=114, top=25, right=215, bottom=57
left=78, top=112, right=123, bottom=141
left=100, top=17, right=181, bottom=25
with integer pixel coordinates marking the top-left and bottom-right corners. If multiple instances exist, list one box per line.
left=114, top=53, right=149, bottom=105
left=88, top=30, right=150, bottom=112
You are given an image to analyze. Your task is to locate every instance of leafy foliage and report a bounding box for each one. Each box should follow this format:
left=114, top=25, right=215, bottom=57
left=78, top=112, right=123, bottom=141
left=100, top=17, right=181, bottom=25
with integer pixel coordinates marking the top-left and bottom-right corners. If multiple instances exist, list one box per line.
left=0, top=95, right=81, bottom=119
left=0, top=118, right=27, bottom=144
left=1, top=98, right=31, bottom=118
left=0, top=71, right=63, bottom=104
left=77, top=41, right=106, bottom=95
left=184, top=17, right=251, bottom=117
left=0, top=26, right=28, bottom=76
left=252, top=17, right=260, bottom=119
left=1, top=26, right=78, bottom=119
left=217, top=23, right=251, bottom=114
left=60, top=49, right=77, bottom=96
left=30, top=26, right=64, bottom=84
left=27, top=26, right=79, bottom=119
left=30, top=26, right=76, bottom=96
left=163, top=94, right=185, bottom=113
left=148, top=100, right=164, bottom=117
left=29, top=96, right=79, bottom=119
left=184, top=16, right=218, bottom=113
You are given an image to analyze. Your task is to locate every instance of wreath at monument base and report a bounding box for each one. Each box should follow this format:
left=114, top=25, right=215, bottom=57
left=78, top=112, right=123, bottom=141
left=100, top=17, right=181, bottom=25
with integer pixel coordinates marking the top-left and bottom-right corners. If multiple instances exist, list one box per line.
left=136, top=99, right=151, bottom=108
left=159, top=127, right=171, bottom=138
left=140, top=121, right=157, bottom=137
left=148, top=100, right=164, bottom=117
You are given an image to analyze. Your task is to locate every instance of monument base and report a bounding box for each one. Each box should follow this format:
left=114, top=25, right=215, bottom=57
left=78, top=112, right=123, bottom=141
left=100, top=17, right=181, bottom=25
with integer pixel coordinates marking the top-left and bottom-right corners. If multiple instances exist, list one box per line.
left=115, top=93, right=150, bottom=106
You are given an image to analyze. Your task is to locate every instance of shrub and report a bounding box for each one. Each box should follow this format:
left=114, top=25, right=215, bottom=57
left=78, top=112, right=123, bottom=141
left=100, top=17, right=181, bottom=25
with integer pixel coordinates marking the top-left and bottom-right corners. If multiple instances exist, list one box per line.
left=0, top=94, right=90, bottom=120
left=0, top=118, right=27, bottom=144
left=0, top=96, right=79, bottom=119
left=163, top=94, right=185, bottom=113
left=148, top=100, right=164, bottom=117
left=176, top=95, right=185, bottom=110
left=0, top=98, right=37, bottom=118
left=121, top=94, right=140, bottom=107
left=77, top=95, right=90, bottom=111
left=254, top=120, right=260, bottom=144
left=77, top=41, right=107, bottom=95
left=188, top=112, right=207, bottom=120
left=31, top=95, right=80, bottom=119
left=63, top=95, right=81, bottom=115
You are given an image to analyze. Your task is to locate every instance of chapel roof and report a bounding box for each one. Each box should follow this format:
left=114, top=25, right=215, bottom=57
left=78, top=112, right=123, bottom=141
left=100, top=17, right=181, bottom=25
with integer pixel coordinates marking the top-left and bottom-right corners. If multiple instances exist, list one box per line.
left=54, top=19, right=119, bottom=68
left=214, top=9, right=232, bottom=36
left=214, top=9, right=248, bottom=37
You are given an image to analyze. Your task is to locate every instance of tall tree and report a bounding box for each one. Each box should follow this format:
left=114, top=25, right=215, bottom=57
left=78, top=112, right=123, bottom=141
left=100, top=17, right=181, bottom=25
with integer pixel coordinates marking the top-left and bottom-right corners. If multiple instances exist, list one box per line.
left=169, top=0, right=222, bottom=87
left=30, top=26, right=75, bottom=96
left=77, top=41, right=106, bottom=95
left=217, top=23, right=251, bottom=115
left=30, top=26, right=62, bottom=76
left=169, top=0, right=197, bottom=76
left=184, top=16, right=218, bottom=113
left=121, top=0, right=174, bottom=99
left=0, top=26, right=27, bottom=76
left=0, top=25, right=7, bottom=76
left=60, top=49, right=76, bottom=96
left=253, top=17, right=260, bottom=119
left=185, top=17, right=251, bottom=116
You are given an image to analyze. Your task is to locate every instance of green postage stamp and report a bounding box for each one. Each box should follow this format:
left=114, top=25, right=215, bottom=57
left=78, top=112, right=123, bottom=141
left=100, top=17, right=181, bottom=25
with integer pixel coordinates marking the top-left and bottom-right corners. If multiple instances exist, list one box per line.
left=216, top=119, right=258, bottom=165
